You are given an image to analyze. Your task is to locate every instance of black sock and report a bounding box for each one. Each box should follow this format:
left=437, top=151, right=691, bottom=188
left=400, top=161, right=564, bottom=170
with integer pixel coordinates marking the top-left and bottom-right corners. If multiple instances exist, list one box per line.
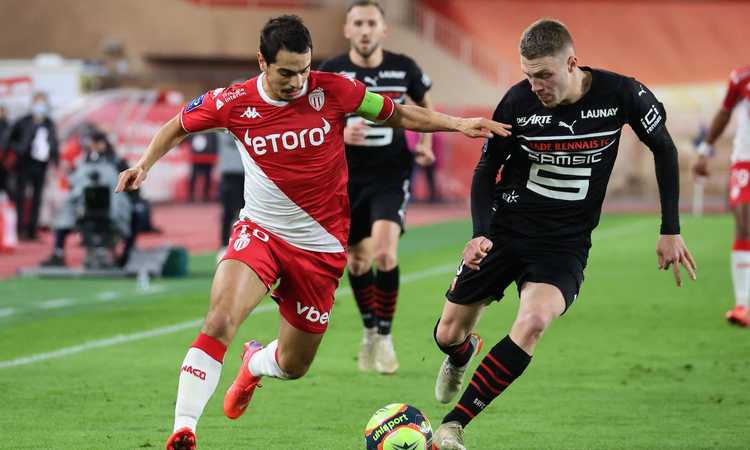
left=433, top=320, right=476, bottom=367
left=374, top=266, right=399, bottom=335
left=348, top=270, right=376, bottom=329
left=443, top=335, right=531, bottom=428
left=53, top=229, right=70, bottom=256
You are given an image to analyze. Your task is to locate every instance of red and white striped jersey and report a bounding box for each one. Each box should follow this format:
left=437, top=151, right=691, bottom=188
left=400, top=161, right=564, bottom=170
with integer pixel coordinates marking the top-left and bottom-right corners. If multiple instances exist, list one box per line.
left=723, top=66, right=750, bottom=162
left=181, top=71, right=367, bottom=252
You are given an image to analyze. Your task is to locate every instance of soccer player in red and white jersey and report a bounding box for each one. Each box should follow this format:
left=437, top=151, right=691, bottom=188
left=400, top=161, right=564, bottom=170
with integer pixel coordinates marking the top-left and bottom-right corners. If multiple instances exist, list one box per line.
left=694, top=65, right=750, bottom=327
left=115, top=15, right=510, bottom=450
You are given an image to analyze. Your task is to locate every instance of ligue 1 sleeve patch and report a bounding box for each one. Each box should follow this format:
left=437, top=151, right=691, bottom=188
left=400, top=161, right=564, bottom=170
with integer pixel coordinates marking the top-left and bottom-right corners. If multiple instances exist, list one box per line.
left=185, top=94, right=206, bottom=113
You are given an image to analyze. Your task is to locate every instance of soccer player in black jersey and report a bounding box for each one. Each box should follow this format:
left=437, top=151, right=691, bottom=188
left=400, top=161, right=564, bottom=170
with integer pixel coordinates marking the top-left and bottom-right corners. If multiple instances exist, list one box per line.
left=319, top=0, right=435, bottom=374
left=431, top=19, right=697, bottom=449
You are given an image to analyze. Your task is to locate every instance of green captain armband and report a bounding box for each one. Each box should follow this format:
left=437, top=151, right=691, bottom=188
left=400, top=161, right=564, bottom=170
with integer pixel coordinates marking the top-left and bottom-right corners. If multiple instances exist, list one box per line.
left=355, top=91, right=395, bottom=122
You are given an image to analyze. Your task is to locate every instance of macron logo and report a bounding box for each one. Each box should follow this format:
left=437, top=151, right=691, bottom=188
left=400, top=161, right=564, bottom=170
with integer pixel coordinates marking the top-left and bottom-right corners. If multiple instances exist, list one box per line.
left=241, top=107, right=261, bottom=119
left=181, top=365, right=206, bottom=381
left=296, top=302, right=330, bottom=325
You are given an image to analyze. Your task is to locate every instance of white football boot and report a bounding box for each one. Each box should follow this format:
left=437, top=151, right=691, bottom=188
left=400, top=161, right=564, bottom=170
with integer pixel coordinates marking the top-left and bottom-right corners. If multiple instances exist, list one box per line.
left=373, top=333, right=399, bottom=374
left=357, top=327, right=377, bottom=372
left=433, top=421, right=466, bottom=450
left=435, top=333, right=484, bottom=403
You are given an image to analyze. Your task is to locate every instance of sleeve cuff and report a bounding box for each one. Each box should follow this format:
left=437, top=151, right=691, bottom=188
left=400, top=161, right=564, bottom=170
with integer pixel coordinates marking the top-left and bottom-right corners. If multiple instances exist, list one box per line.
left=660, top=224, right=680, bottom=235
left=696, top=141, right=714, bottom=157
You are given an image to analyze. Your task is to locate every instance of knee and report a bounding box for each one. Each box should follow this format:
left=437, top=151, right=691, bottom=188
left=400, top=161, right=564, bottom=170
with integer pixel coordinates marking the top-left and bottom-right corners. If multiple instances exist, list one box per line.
left=201, top=312, right=235, bottom=345
left=202, top=296, right=239, bottom=344
left=513, top=311, right=553, bottom=342
left=373, top=250, right=397, bottom=271
left=435, top=318, right=469, bottom=348
left=347, top=255, right=371, bottom=276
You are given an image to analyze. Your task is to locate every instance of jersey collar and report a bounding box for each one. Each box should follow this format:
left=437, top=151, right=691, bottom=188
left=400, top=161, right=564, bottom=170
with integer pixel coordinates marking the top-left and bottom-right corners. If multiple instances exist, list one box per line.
left=256, top=73, right=309, bottom=107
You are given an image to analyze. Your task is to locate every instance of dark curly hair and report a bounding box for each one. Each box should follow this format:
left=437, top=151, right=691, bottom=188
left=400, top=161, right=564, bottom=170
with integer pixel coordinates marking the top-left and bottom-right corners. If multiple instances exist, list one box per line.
left=260, top=15, right=313, bottom=64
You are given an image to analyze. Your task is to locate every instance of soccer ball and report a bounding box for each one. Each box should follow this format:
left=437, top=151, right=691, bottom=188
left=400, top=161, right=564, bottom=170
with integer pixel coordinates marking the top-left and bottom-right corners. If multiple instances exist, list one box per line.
left=364, top=403, right=433, bottom=450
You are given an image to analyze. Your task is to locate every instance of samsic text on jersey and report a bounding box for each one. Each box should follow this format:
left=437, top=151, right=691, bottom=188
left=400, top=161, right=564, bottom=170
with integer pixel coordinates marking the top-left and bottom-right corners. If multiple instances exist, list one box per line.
left=486, top=67, right=669, bottom=243
left=319, top=51, right=432, bottom=182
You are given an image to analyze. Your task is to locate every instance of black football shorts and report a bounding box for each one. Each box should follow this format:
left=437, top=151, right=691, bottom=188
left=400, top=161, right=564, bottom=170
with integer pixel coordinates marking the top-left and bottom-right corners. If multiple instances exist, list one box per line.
left=348, top=178, right=410, bottom=246
left=446, top=236, right=589, bottom=312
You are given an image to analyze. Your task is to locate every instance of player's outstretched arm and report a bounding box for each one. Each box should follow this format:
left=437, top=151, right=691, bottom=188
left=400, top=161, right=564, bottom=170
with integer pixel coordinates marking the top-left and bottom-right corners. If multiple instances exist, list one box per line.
left=384, top=103, right=511, bottom=139
left=625, top=80, right=698, bottom=287
left=353, top=90, right=510, bottom=139
left=648, top=133, right=697, bottom=287
left=115, top=114, right=188, bottom=192
left=657, top=234, right=697, bottom=287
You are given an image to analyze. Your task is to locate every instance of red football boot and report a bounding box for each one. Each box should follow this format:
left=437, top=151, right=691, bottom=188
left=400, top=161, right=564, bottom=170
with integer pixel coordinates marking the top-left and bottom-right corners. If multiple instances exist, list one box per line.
left=165, top=427, right=196, bottom=450
left=223, top=340, right=264, bottom=419
left=726, top=305, right=750, bottom=327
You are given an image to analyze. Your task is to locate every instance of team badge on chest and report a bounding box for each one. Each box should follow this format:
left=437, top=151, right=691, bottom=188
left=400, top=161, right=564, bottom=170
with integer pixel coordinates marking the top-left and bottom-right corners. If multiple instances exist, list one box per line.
left=308, top=87, right=325, bottom=111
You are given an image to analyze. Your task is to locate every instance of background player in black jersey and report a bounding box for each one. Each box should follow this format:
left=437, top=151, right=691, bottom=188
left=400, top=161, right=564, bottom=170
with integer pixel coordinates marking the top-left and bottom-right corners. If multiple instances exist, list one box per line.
left=319, top=0, right=435, bottom=374
left=430, top=19, right=697, bottom=449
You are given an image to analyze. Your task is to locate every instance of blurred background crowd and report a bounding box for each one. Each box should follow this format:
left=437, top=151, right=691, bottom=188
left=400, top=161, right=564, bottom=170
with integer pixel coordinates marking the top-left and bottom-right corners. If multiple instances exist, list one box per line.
left=0, top=0, right=744, bottom=270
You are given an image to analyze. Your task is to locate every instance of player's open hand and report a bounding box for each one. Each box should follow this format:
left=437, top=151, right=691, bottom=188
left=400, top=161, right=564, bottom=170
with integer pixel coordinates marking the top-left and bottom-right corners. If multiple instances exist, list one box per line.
left=657, top=234, right=697, bottom=287
left=344, top=119, right=370, bottom=146
left=457, top=118, right=512, bottom=139
left=115, top=166, right=148, bottom=192
left=463, top=236, right=493, bottom=270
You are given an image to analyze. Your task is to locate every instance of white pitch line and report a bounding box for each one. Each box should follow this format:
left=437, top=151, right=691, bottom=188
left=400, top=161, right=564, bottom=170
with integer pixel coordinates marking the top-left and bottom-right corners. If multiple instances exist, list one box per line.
left=0, top=308, right=15, bottom=318
left=96, top=291, right=121, bottom=302
left=39, top=298, right=75, bottom=309
left=137, top=285, right=169, bottom=295
left=0, top=218, right=648, bottom=370
left=0, top=304, right=275, bottom=370
left=0, top=264, right=458, bottom=370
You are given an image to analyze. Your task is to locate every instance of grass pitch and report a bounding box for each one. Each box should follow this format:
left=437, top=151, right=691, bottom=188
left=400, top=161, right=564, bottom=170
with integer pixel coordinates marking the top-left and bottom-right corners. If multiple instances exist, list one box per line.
left=0, top=214, right=747, bottom=449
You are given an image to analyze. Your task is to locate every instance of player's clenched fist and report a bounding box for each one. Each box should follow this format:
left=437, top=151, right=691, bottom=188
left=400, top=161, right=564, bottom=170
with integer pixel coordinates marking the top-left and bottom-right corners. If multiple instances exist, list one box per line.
left=115, top=166, right=148, bottom=192
left=462, top=236, right=493, bottom=270
left=343, top=119, right=370, bottom=146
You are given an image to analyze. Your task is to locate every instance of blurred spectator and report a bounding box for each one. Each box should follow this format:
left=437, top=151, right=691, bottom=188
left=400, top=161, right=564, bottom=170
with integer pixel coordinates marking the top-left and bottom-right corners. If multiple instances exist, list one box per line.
left=41, top=130, right=132, bottom=267
left=188, top=133, right=218, bottom=202
left=406, top=130, right=443, bottom=203
left=217, top=131, right=244, bottom=254
left=1, top=92, right=59, bottom=240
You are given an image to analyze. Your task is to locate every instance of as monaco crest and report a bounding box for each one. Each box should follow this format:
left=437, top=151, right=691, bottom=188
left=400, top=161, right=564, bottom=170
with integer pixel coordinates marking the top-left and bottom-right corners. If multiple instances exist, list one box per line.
left=233, top=234, right=250, bottom=252
left=308, top=87, right=325, bottom=111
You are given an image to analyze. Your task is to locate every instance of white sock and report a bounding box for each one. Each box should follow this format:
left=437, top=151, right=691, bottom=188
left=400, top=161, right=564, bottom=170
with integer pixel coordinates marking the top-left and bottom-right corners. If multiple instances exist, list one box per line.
left=173, top=348, right=223, bottom=432
left=731, top=250, right=750, bottom=308
left=248, top=340, right=289, bottom=379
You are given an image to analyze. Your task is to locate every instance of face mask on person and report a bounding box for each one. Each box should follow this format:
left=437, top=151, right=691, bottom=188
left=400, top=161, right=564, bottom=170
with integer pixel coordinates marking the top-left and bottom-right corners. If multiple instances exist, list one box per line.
left=31, top=102, right=49, bottom=118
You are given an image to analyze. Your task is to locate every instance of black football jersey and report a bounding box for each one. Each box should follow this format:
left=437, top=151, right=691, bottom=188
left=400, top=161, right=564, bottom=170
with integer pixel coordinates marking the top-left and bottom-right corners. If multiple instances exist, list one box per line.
left=485, top=67, right=670, bottom=244
left=318, top=51, right=432, bottom=182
